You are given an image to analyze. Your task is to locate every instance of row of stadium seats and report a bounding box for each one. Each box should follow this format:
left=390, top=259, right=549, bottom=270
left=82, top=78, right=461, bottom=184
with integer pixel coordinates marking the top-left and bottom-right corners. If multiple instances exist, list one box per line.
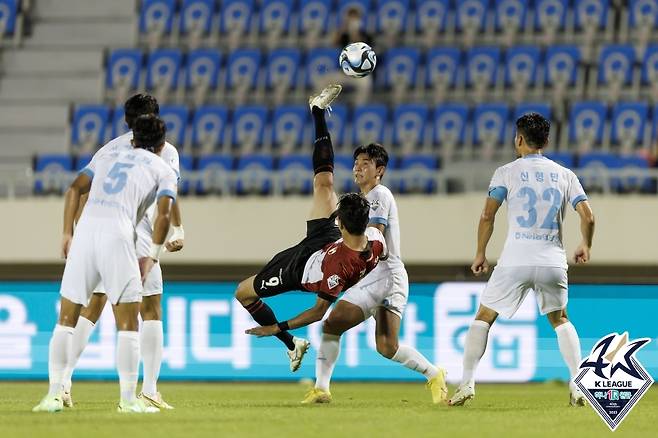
left=0, top=0, right=23, bottom=43
left=32, top=151, right=654, bottom=196
left=70, top=100, right=658, bottom=155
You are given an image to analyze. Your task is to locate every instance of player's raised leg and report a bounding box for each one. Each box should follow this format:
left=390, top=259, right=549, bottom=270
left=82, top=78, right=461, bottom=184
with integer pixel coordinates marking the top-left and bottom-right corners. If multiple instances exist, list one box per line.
left=547, top=309, right=585, bottom=406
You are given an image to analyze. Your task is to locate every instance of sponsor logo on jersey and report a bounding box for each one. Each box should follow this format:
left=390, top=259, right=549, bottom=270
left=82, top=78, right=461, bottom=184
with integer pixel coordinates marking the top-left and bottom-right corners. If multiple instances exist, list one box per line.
left=574, top=332, right=653, bottom=431
left=370, top=200, right=380, bottom=211
left=327, top=274, right=341, bottom=289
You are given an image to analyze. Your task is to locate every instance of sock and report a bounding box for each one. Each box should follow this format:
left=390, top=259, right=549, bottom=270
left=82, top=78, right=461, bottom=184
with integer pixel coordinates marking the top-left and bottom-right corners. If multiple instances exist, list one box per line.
left=62, top=316, right=95, bottom=392
left=244, top=299, right=295, bottom=350
left=47, top=324, right=74, bottom=396
left=460, top=320, right=491, bottom=387
left=391, top=344, right=438, bottom=379
left=315, top=333, right=340, bottom=392
left=141, top=320, right=163, bottom=396
left=311, top=106, right=334, bottom=174
left=117, top=330, right=140, bottom=402
left=555, top=321, right=582, bottom=385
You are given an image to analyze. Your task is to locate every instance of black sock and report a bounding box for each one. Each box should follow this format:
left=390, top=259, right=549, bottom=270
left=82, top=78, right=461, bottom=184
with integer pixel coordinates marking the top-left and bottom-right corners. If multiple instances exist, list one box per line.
left=311, top=106, right=334, bottom=174
left=244, top=299, right=295, bottom=350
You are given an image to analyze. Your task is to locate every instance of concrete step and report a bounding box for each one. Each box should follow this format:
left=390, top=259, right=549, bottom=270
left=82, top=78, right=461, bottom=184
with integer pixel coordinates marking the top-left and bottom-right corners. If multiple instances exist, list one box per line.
left=33, top=0, right=137, bottom=20
left=25, top=22, right=136, bottom=49
left=0, top=129, right=68, bottom=157
left=0, top=76, right=101, bottom=103
left=0, top=104, right=69, bottom=129
left=0, top=49, right=102, bottom=76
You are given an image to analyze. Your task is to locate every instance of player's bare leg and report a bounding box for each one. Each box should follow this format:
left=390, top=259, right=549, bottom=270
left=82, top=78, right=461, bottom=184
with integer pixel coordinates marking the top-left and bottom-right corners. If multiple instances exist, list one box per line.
left=547, top=308, right=585, bottom=406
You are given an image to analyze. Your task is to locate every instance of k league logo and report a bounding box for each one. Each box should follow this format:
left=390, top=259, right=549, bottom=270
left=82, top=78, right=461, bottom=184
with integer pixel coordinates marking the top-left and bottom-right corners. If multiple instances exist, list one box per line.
left=574, top=332, right=653, bottom=431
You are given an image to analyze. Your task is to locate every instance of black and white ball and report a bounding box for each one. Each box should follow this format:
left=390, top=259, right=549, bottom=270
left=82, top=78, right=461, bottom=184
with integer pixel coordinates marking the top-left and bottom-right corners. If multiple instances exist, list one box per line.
left=339, top=42, right=377, bottom=78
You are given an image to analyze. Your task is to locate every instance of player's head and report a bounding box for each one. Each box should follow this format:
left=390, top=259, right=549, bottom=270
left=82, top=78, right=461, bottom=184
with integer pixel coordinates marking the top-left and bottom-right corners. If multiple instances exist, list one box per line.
left=133, top=114, right=166, bottom=154
left=353, top=143, right=389, bottom=187
left=124, top=94, right=160, bottom=130
left=515, top=113, right=550, bottom=155
left=335, top=193, right=370, bottom=236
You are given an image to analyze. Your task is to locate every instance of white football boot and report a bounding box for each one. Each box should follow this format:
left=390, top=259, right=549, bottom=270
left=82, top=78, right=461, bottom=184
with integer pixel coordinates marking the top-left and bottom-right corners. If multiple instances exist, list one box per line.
left=309, top=84, right=342, bottom=111
left=32, top=394, right=64, bottom=413
left=117, top=398, right=160, bottom=414
left=62, top=391, right=74, bottom=408
left=448, top=384, right=475, bottom=406
left=570, top=386, right=587, bottom=407
left=288, top=337, right=311, bottom=372
left=138, top=391, right=174, bottom=410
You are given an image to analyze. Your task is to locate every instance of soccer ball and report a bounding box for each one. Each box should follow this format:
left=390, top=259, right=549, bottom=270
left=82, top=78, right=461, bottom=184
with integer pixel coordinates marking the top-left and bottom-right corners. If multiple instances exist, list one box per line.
left=339, top=42, right=377, bottom=78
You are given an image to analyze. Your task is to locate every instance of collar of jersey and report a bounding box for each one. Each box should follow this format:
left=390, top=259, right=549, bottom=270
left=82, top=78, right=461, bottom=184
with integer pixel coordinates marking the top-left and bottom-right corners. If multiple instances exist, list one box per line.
left=523, top=154, right=544, bottom=159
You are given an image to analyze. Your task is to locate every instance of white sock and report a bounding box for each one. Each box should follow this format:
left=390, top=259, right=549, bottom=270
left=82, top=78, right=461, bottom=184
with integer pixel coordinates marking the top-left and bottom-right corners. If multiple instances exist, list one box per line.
left=315, top=333, right=340, bottom=392
left=555, top=321, right=582, bottom=385
left=460, top=320, right=490, bottom=387
left=391, top=344, right=438, bottom=379
left=140, top=320, right=163, bottom=396
left=117, top=330, right=140, bottom=402
left=48, top=324, right=74, bottom=396
left=62, top=316, right=95, bottom=392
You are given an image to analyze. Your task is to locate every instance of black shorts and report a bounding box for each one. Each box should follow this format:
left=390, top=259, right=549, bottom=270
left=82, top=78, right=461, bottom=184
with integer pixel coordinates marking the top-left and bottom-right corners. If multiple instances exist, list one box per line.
left=253, top=217, right=340, bottom=297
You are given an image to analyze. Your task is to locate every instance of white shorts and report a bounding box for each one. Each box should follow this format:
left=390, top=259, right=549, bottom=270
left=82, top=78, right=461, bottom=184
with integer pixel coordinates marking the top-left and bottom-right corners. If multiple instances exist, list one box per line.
left=481, top=266, right=568, bottom=319
left=60, top=231, right=142, bottom=306
left=340, top=264, right=409, bottom=319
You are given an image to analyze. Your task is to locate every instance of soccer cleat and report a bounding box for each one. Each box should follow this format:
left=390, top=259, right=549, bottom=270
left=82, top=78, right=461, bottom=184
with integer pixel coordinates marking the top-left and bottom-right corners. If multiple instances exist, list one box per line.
left=62, top=391, right=73, bottom=408
left=426, top=367, right=448, bottom=404
left=308, top=84, right=342, bottom=111
left=288, top=337, right=311, bottom=372
left=301, top=388, right=332, bottom=404
left=448, top=384, right=475, bottom=406
left=117, top=398, right=160, bottom=414
left=32, top=394, right=64, bottom=413
left=138, top=392, right=174, bottom=410
left=570, top=388, right=587, bottom=407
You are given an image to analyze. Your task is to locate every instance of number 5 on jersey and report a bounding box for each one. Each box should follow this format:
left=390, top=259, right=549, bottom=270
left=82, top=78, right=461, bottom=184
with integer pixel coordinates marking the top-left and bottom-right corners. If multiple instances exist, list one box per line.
left=103, top=162, right=134, bottom=194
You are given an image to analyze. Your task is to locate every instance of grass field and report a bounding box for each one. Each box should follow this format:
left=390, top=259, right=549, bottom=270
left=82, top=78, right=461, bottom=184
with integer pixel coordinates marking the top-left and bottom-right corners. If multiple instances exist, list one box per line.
left=1, top=382, right=656, bottom=438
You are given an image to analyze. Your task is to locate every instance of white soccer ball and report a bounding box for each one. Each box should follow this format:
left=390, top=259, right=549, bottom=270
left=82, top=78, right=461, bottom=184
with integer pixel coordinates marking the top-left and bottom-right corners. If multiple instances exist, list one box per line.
left=339, top=42, right=377, bottom=78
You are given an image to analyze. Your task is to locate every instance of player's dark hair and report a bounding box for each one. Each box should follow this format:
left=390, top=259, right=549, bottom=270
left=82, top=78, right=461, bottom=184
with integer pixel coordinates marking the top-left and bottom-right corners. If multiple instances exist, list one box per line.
left=516, top=113, right=550, bottom=149
left=124, top=94, right=160, bottom=130
left=353, top=143, right=389, bottom=168
left=336, top=193, right=370, bottom=236
left=133, top=114, right=166, bottom=153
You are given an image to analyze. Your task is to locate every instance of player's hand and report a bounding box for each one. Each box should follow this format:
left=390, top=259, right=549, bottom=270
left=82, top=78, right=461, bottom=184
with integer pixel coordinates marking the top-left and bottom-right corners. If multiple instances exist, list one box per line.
left=61, top=234, right=73, bottom=259
left=471, top=253, right=490, bottom=276
left=138, top=257, right=157, bottom=283
left=245, top=325, right=280, bottom=337
left=574, top=244, right=591, bottom=264
left=165, top=239, right=184, bottom=252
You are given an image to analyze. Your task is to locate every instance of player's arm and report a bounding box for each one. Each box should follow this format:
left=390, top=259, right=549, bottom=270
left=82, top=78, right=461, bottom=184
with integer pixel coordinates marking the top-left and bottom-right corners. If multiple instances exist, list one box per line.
left=139, top=196, right=174, bottom=282
left=165, top=199, right=185, bottom=252
left=472, top=197, right=502, bottom=276
left=573, top=200, right=595, bottom=264
left=62, top=173, right=92, bottom=258
left=245, top=297, right=332, bottom=337
left=369, top=223, right=385, bottom=233
left=74, top=193, right=88, bottom=225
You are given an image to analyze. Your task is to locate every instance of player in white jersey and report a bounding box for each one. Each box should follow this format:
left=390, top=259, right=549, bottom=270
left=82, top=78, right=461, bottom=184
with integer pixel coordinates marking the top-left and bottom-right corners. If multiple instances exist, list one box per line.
left=302, top=142, right=447, bottom=405
left=60, top=94, right=185, bottom=410
left=33, top=115, right=177, bottom=414
left=448, top=113, right=596, bottom=407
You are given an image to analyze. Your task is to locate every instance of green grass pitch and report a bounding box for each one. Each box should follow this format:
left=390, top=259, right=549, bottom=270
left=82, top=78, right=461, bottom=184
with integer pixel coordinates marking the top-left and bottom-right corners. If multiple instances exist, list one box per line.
left=1, top=382, right=656, bottom=438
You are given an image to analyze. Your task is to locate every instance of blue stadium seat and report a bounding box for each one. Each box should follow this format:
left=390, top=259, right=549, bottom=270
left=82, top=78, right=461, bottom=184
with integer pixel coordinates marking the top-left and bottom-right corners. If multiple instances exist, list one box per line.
left=495, top=0, right=529, bottom=32
left=630, top=0, right=658, bottom=29
left=456, top=0, right=488, bottom=33
left=196, top=155, right=233, bottom=194
left=352, top=104, right=388, bottom=145
left=473, top=103, right=510, bottom=147
left=611, top=102, right=648, bottom=148
left=641, top=45, right=658, bottom=86
left=71, top=105, right=110, bottom=150
left=384, top=48, right=421, bottom=90
left=433, top=104, right=469, bottom=148
left=334, top=154, right=358, bottom=193
left=34, top=155, right=73, bottom=194
left=139, top=0, right=175, bottom=36
left=0, top=0, right=18, bottom=35
left=235, top=155, right=274, bottom=195
left=393, top=104, right=429, bottom=151
left=415, top=0, right=449, bottom=34
left=466, top=47, right=501, bottom=88
left=278, top=155, right=313, bottom=195
left=597, top=45, right=634, bottom=88
left=259, top=0, right=293, bottom=35
left=185, top=49, right=221, bottom=91
left=146, top=49, right=182, bottom=92
left=426, top=47, right=460, bottom=90
left=178, top=154, right=193, bottom=194
left=111, top=107, right=129, bottom=138
left=305, top=48, right=340, bottom=88
left=575, top=0, right=609, bottom=31
left=106, top=49, right=142, bottom=93
left=180, top=0, right=214, bottom=36
left=326, top=104, right=348, bottom=148
left=514, top=103, right=552, bottom=120
left=579, top=153, right=651, bottom=192
left=272, top=105, right=308, bottom=150
left=191, top=105, right=228, bottom=151
left=160, top=105, right=189, bottom=147
left=75, top=154, right=93, bottom=172
left=544, top=45, right=580, bottom=87
left=221, top=0, right=254, bottom=34
left=544, top=152, right=574, bottom=168
left=504, top=46, right=540, bottom=88
left=226, top=49, right=261, bottom=90
left=266, top=48, right=301, bottom=91
left=398, top=155, right=439, bottom=194
left=338, top=0, right=372, bottom=22
left=299, top=0, right=331, bottom=36
left=568, top=101, right=607, bottom=148
left=376, top=0, right=410, bottom=35
left=534, top=0, right=567, bottom=33
left=231, top=105, right=268, bottom=151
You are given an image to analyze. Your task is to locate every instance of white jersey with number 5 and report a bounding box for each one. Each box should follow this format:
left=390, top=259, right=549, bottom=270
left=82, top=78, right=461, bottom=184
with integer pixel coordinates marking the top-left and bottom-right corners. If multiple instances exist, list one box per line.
left=488, top=154, right=587, bottom=269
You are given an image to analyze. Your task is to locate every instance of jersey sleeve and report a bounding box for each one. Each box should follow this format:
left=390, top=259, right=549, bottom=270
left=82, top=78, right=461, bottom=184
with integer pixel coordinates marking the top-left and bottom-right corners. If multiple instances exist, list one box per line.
left=368, top=188, right=392, bottom=227
left=567, top=170, right=588, bottom=210
left=80, top=146, right=107, bottom=180
left=366, top=226, right=388, bottom=259
left=157, top=167, right=178, bottom=202
left=162, top=143, right=181, bottom=181
left=316, top=270, right=346, bottom=302
left=487, top=166, right=508, bottom=203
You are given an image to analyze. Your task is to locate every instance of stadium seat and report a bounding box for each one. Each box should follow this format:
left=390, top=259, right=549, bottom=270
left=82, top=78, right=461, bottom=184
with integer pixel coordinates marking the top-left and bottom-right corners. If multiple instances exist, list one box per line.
left=544, top=152, right=574, bottom=168
left=495, top=0, right=529, bottom=43
left=568, top=101, right=607, bottom=150
left=640, top=45, right=658, bottom=102
left=139, top=0, right=175, bottom=47
left=196, top=154, right=233, bottom=194
left=534, top=0, right=567, bottom=42
left=398, top=155, right=439, bottom=194
left=426, top=47, right=461, bottom=101
left=514, top=102, right=552, bottom=120
left=325, top=104, right=348, bottom=150
left=544, top=45, right=581, bottom=98
left=337, top=0, right=372, bottom=21
left=70, top=105, right=111, bottom=152
left=466, top=47, right=501, bottom=101
left=235, top=155, right=274, bottom=195
left=575, top=0, right=609, bottom=32
left=277, top=155, right=313, bottom=195
left=185, top=49, right=221, bottom=105
left=111, top=107, right=129, bottom=139
left=74, top=154, right=93, bottom=172
left=271, top=105, right=308, bottom=152
left=191, top=105, right=228, bottom=153
left=178, top=154, right=194, bottom=195
left=334, top=154, right=358, bottom=193
left=456, top=0, right=487, bottom=45
left=34, top=155, right=74, bottom=195
left=596, top=45, right=634, bottom=100
left=299, top=0, right=331, bottom=47
left=225, top=49, right=261, bottom=101
left=611, top=102, right=648, bottom=150
left=105, top=49, right=142, bottom=103
left=579, top=153, right=651, bottom=193
left=0, top=0, right=18, bottom=36
left=259, top=0, right=293, bottom=46
left=159, top=105, right=189, bottom=147
left=629, top=0, right=658, bottom=48
left=504, top=45, right=540, bottom=102
left=146, top=49, right=183, bottom=102
left=221, top=0, right=254, bottom=35
left=473, top=103, right=510, bottom=150
left=415, top=0, right=449, bottom=45
left=383, top=48, right=421, bottom=100
left=433, top=103, right=469, bottom=151
left=393, top=104, right=429, bottom=153
left=305, top=48, right=341, bottom=89
left=352, top=104, right=388, bottom=146
left=266, top=48, right=301, bottom=104
left=180, top=0, right=214, bottom=47
left=376, top=0, right=410, bottom=39
left=231, top=105, right=268, bottom=152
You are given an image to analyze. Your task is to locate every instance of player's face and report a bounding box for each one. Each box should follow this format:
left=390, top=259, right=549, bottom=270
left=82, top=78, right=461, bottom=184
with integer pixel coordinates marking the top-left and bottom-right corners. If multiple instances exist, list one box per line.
left=353, top=153, right=380, bottom=186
